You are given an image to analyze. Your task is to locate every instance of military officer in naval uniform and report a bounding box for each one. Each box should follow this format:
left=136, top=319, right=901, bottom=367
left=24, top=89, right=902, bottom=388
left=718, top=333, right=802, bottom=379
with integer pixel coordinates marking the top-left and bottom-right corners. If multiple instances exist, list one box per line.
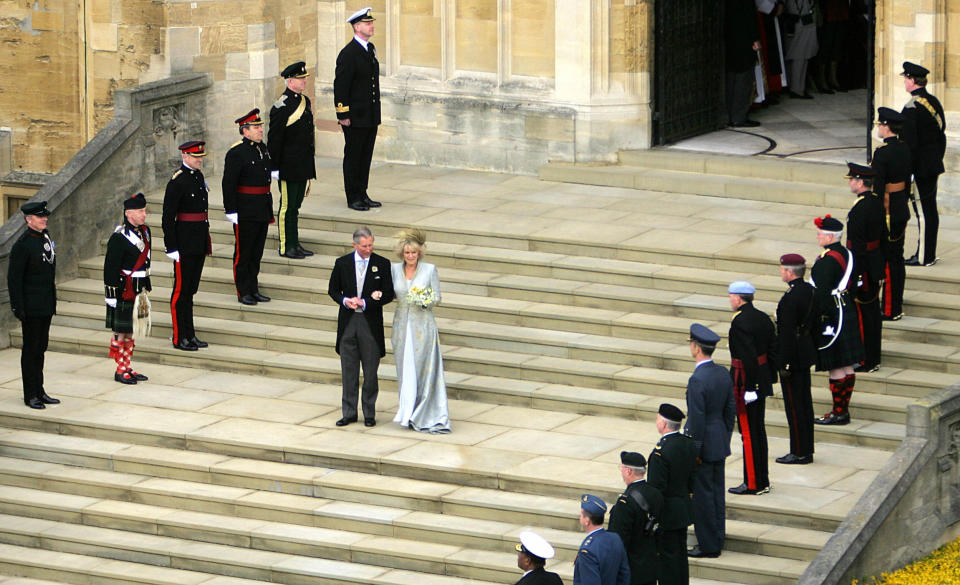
left=334, top=7, right=382, bottom=211
left=514, top=531, right=564, bottom=585
left=268, top=61, right=316, bottom=259
left=162, top=140, right=210, bottom=351
left=7, top=200, right=60, bottom=409
left=608, top=451, right=664, bottom=585
left=573, top=494, right=630, bottom=585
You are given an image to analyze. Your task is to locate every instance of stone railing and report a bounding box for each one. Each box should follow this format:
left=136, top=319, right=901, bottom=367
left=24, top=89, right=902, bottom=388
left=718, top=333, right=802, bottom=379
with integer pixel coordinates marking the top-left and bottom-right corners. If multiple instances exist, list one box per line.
left=799, top=383, right=960, bottom=584
left=0, top=73, right=212, bottom=347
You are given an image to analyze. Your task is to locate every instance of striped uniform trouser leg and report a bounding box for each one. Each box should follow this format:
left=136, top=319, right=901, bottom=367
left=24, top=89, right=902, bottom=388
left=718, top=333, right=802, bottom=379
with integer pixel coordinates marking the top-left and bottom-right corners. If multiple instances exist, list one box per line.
left=277, top=180, right=304, bottom=254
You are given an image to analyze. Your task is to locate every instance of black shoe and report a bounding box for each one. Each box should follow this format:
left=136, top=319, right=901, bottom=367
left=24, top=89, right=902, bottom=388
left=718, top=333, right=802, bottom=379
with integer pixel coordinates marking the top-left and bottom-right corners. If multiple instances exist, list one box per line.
left=127, top=370, right=148, bottom=382
left=814, top=412, right=850, bottom=425
left=39, top=393, right=60, bottom=405
left=189, top=337, right=209, bottom=349
left=882, top=313, right=903, bottom=321
left=239, top=294, right=258, bottom=306
left=114, top=371, right=137, bottom=385
left=922, top=258, right=939, bottom=267
left=905, top=257, right=922, bottom=266
left=364, top=418, right=376, bottom=427
left=253, top=293, right=271, bottom=303
left=731, top=120, right=761, bottom=128
left=688, top=546, right=721, bottom=558
left=279, top=249, right=305, bottom=259
left=776, top=453, right=813, bottom=465
left=363, top=197, right=382, bottom=208
left=173, top=338, right=199, bottom=351
left=789, top=91, right=814, bottom=99
left=25, top=397, right=45, bottom=409
left=728, top=483, right=770, bottom=495
left=296, top=246, right=314, bottom=257
left=336, top=417, right=357, bottom=427
left=348, top=201, right=370, bottom=211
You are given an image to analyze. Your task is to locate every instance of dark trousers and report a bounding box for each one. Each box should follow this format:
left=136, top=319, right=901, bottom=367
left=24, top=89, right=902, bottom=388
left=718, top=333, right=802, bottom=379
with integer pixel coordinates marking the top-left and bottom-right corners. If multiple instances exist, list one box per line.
left=780, top=368, right=814, bottom=457
left=656, top=528, right=688, bottom=585
left=170, top=253, right=205, bottom=344
left=233, top=221, right=267, bottom=298
left=340, top=312, right=380, bottom=420
left=736, top=395, right=769, bottom=490
left=20, top=315, right=52, bottom=402
left=277, top=181, right=305, bottom=254
left=724, top=69, right=753, bottom=124
left=342, top=125, right=378, bottom=205
left=692, top=459, right=725, bottom=554
left=912, top=175, right=939, bottom=263
left=882, top=216, right=907, bottom=318
left=854, top=279, right=882, bottom=370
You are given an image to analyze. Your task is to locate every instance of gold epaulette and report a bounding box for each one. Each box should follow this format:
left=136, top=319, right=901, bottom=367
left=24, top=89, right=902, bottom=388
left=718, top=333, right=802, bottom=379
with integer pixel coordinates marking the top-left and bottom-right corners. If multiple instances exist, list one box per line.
left=820, top=249, right=829, bottom=258
left=171, top=169, right=183, bottom=179
left=336, top=102, right=350, bottom=114
left=230, top=140, right=243, bottom=148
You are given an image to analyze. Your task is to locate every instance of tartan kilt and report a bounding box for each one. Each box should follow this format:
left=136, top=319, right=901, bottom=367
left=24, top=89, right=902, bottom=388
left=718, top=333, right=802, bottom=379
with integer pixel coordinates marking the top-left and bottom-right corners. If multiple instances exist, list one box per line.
left=815, top=302, right=864, bottom=371
left=105, top=299, right=135, bottom=333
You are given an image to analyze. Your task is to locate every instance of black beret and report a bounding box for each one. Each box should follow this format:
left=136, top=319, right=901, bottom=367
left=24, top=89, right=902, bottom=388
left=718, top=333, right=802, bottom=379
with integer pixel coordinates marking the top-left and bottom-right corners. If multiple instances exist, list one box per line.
left=620, top=451, right=647, bottom=467
left=123, top=192, right=147, bottom=210
left=814, top=215, right=844, bottom=232
left=658, top=403, right=685, bottom=422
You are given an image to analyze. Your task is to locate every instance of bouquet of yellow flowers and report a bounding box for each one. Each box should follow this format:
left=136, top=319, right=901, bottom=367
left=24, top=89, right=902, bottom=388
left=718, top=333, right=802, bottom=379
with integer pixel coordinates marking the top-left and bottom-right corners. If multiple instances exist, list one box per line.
left=406, top=286, right=438, bottom=309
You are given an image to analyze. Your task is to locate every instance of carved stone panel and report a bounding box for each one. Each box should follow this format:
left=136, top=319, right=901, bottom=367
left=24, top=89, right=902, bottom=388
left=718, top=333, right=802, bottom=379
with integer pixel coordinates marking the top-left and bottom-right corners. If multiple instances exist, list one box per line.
left=937, top=419, right=960, bottom=524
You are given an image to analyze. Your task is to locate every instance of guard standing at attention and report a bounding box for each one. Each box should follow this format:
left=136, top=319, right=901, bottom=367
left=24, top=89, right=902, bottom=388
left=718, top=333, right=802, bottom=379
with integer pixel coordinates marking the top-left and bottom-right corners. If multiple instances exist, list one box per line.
left=608, top=451, right=664, bottom=585
left=224, top=109, right=274, bottom=306
left=774, top=253, right=816, bottom=464
left=871, top=107, right=913, bottom=321
left=7, top=200, right=60, bottom=409
left=162, top=140, right=211, bottom=351
left=900, top=61, right=946, bottom=267
left=845, top=162, right=886, bottom=372
left=269, top=61, right=316, bottom=259
left=334, top=7, right=382, bottom=212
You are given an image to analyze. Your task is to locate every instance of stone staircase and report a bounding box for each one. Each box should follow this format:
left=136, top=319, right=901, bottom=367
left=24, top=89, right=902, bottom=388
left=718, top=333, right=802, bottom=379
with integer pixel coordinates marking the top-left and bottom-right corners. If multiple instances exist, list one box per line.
left=2, top=155, right=959, bottom=585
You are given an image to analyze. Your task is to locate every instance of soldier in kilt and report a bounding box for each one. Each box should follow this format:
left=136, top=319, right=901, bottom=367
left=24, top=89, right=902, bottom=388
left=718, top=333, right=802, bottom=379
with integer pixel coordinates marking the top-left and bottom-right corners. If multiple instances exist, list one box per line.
left=104, top=193, right=152, bottom=384
left=811, top=215, right=864, bottom=425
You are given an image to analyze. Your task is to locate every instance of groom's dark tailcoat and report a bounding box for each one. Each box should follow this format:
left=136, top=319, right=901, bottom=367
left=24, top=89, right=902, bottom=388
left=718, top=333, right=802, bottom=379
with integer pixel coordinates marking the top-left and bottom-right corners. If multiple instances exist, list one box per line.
left=328, top=251, right=394, bottom=357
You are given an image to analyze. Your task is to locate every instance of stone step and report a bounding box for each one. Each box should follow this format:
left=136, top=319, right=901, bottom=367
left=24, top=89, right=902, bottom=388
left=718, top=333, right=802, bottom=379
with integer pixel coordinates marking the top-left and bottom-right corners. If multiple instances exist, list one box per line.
left=617, top=150, right=842, bottom=187
left=0, top=577, right=78, bottom=585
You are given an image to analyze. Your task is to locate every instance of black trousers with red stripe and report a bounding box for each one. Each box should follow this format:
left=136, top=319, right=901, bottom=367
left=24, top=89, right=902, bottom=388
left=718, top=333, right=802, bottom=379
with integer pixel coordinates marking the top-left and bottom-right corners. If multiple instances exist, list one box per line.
left=170, top=253, right=205, bottom=344
left=882, top=226, right=907, bottom=319
left=233, top=221, right=268, bottom=298
left=855, top=279, right=882, bottom=370
left=780, top=368, right=814, bottom=457
left=736, top=394, right=769, bottom=491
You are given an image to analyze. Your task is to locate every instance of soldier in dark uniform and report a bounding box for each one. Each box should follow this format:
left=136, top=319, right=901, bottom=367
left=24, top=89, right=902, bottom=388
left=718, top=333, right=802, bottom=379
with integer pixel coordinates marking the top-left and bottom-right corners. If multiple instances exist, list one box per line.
left=811, top=215, right=864, bottom=425
left=727, top=281, right=778, bottom=496
left=7, top=201, right=60, bottom=409
left=871, top=107, right=913, bottom=321
left=573, top=494, right=630, bottom=585
left=334, top=8, right=382, bottom=212
left=514, top=531, right=564, bottom=585
left=845, top=162, right=886, bottom=372
left=224, top=109, right=274, bottom=306
left=104, top=193, right=152, bottom=385
left=162, top=140, right=210, bottom=351
left=774, top=253, right=816, bottom=465
left=268, top=61, right=316, bottom=259
left=900, top=61, right=946, bottom=267
left=608, top=451, right=664, bottom=585
left=647, top=404, right=697, bottom=585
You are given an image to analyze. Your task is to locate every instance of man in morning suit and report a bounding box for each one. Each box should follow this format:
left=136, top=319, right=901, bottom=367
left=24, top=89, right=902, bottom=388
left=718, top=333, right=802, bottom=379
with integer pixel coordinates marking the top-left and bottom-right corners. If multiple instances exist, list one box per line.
left=573, top=494, right=630, bottom=585
left=162, top=140, right=211, bottom=351
left=900, top=61, right=946, bottom=267
left=7, top=200, right=60, bottom=409
left=683, top=324, right=734, bottom=558
left=647, top=403, right=698, bottom=585
left=334, top=7, right=382, bottom=211
left=608, top=451, right=664, bottom=585
left=727, top=281, right=778, bottom=496
left=514, top=531, right=564, bottom=585
left=223, top=109, right=274, bottom=306
left=268, top=61, right=316, bottom=259
left=327, top=226, right=394, bottom=427
left=871, top=107, right=913, bottom=321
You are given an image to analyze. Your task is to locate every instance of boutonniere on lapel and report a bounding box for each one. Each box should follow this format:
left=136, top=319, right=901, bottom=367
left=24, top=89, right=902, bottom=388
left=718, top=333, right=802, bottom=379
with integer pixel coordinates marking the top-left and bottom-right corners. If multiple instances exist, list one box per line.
left=371, top=266, right=378, bottom=273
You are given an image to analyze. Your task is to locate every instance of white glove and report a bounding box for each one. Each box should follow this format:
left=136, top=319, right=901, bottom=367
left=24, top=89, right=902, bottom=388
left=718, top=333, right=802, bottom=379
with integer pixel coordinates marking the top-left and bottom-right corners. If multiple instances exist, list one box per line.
left=166, top=250, right=180, bottom=262
left=271, top=170, right=280, bottom=181
left=744, top=391, right=758, bottom=404
left=225, top=212, right=239, bottom=225
left=105, top=298, right=117, bottom=308
left=822, top=325, right=836, bottom=336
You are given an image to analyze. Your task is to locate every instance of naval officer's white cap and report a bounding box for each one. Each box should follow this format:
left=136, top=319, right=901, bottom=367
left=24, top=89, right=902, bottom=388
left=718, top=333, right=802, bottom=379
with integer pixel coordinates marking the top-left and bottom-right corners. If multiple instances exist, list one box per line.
left=516, top=530, right=555, bottom=560
left=347, top=7, right=375, bottom=23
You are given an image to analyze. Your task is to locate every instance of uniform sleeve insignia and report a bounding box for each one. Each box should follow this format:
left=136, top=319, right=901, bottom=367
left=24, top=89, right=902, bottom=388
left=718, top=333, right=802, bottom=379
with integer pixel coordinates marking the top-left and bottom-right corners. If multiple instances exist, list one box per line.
left=336, top=102, right=350, bottom=113
left=617, top=496, right=627, bottom=503
left=171, top=170, right=183, bottom=179
left=273, top=95, right=287, bottom=109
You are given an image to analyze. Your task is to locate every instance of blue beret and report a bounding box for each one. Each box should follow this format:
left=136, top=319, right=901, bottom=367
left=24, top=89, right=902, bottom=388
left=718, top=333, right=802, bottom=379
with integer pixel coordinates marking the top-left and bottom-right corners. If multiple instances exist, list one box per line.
left=580, top=494, right=607, bottom=516
left=728, top=281, right=756, bottom=295
left=689, top=323, right=720, bottom=347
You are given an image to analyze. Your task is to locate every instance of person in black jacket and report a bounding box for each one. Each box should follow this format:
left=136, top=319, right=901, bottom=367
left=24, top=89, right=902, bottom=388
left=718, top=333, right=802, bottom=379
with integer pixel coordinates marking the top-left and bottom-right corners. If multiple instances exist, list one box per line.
left=608, top=451, right=664, bottom=585
left=871, top=108, right=913, bottom=321
left=7, top=201, right=60, bottom=409
left=724, top=0, right=761, bottom=127
left=224, top=109, right=274, bottom=306
left=162, top=140, right=210, bottom=351
left=774, top=253, right=816, bottom=464
left=268, top=62, right=316, bottom=259
left=514, top=531, right=564, bottom=585
left=845, top=162, right=886, bottom=372
left=727, top=281, right=778, bottom=496
left=900, top=61, right=946, bottom=267
left=327, top=226, right=395, bottom=427
left=335, top=8, right=382, bottom=211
